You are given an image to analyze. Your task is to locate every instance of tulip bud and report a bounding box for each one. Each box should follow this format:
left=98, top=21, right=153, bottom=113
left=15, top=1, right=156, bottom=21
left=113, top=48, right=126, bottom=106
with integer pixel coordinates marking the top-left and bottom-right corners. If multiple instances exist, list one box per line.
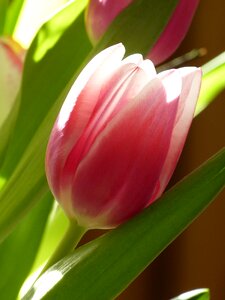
left=46, top=43, right=201, bottom=229
left=85, top=0, right=132, bottom=44
left=85, top=0, right=200, bottom=65
left=0, top=38, right=24, bottom=128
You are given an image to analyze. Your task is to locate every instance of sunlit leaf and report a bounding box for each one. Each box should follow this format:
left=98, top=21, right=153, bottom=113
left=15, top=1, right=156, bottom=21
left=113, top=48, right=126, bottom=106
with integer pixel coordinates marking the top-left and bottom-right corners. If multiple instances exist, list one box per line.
left=31, top=204, right=68, bottom=273
left=24, top=147, right=225, bottom=300
left=195, top=52, right=225, bottom=115
left=0, top=0, right=91, bottom=242
left=13, top=0, right=71, bottom=48
left=0, top=192, right=52, bottom=300
left=171, top=288, right=210, bottom=300
left=3, top=0, right=25, bottom=35
left=0, top=0, right=8, bottom=34
left=0, top=92, right=21, bottom=170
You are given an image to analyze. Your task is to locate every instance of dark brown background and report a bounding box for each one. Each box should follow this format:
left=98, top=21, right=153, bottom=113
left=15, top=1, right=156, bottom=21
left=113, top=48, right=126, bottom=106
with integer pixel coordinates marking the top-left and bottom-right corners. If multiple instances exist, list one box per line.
left=82, top=0, right=225, bottom=299
left=118, top=0, right=225, bottom=299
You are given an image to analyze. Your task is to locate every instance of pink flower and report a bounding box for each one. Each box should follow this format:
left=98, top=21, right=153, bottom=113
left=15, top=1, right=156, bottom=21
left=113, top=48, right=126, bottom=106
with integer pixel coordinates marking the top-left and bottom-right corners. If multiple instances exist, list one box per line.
left=46, top=43, right=201, bottom=229
left=85, top=0, right=200, bottom=65
left=0, top=37, right=24, bottom=128
left=85, top=0, right=133, bottom=44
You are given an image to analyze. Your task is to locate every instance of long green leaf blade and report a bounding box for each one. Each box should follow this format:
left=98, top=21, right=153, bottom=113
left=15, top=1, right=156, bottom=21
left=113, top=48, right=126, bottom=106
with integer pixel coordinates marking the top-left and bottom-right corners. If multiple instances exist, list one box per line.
left=171, top=288, right=210, bottom=300
left=24, top=147, right=225, bottom=300
left=0, top=192, right=52, bottom=300
left=31, top=205, right=68, bottom=273
left=3, top=0, right=25, bottom=35
left=0, top=0, right=8, bottom=34
left=195, top=52, right=225, bottom=115
left=0, top=0, right=91, bottom=241
left=12, top=0, right=70, bottom=48
left=1, top=0, right=90, bottom=177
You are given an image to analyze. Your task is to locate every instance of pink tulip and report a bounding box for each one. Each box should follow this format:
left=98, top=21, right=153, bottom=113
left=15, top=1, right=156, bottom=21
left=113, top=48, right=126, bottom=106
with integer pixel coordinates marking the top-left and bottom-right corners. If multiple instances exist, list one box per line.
left=85, top=0, right=200, bottom=65
left=85, top=0, right=132, bottom=44
left=46, top=43, right=201, bottom=229
left=0, top=38, right=24, bottom=128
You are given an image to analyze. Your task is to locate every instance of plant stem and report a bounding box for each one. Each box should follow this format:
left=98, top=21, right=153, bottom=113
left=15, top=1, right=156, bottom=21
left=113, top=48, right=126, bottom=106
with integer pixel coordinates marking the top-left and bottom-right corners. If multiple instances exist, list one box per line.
left=41, top=220, right=86, bottom=274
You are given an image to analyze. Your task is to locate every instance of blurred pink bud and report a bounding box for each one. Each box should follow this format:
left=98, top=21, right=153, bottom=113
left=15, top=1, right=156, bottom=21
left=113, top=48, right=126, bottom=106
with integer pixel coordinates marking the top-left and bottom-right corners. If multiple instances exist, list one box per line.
left=85, top=0, right=200, bottom=65
left=46, top=43, right=201, bottom=229
left=0, top=37, right=24, bottom=128
left=85, top=0, right=132, bottom=44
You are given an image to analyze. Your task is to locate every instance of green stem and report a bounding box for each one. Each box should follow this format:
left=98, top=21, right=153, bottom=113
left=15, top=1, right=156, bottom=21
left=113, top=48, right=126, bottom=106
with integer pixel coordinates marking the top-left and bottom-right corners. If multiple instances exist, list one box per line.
left=41, top=220, right=86, bottom=274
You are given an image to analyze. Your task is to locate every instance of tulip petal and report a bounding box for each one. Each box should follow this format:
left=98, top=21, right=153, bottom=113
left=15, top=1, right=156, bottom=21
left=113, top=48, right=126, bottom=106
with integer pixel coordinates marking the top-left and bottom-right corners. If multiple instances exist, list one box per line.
left=0, top=38, right=23, bottom=128
left=46, top=44, right=125, bottom=198
left=148, top=0, right=200, bottom=64
left=153, top=67, right=202, bottom=199
left=71, top=76, right=181, bottom=228
left=61, top=60, right=154, bottom=199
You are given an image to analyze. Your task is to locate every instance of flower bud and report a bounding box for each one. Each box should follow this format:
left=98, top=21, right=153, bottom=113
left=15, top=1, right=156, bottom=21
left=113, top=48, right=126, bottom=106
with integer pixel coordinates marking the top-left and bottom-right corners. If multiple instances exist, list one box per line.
left=85, top=0, right=200, bottom=65
left=0, top=37, right=24, bottom=128
left=46, top=43, right=201, bottom=229
left=85, top=0, right=132, bottom=44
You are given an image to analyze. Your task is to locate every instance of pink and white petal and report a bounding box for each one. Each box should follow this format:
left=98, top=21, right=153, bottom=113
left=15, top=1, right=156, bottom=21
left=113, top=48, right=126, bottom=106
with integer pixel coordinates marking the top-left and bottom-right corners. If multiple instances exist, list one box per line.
left=153, top=67, right=202, bottom=199
left=122, top=53, right=143, bottom=65
left=71, top=78, right=180, bottom=228
left=46, top=43, right=125, bottom=197
left=56, top=43, right=125, bottom=136
left=122, top=55, right=156, bottom=81
left=81, top=58, right=157, bottom=148
left=61, top=62, right=152, bottom=196
left=138, top=59, right=157, bottom=81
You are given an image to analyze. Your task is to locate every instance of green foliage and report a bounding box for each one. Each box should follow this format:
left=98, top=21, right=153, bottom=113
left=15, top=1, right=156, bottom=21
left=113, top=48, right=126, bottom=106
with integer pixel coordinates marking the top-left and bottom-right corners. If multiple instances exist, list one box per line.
left=172, top=288, right=210, bottom=300
left=23, top=147, right=225, bottom=299
left=0, top=193, right=52, bottom=300
left=0, top=0, right=8, bottom=34
left=3, top=0, right=25, bottom=35
left=195, top=52, right=225, bottom=115
left=0, top=0, right=91, bottom=242
left=31, top=205, right=68, bottom=273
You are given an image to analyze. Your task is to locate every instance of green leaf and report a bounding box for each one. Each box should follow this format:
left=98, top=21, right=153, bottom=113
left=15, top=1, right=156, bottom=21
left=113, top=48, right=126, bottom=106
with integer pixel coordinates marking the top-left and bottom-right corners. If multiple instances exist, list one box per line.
left=0, top=0, right=91, bottom=242
left=0, top=92, right=21, bottom=170
left=94, top=0, right=180, bottom=56
left=24, top=147, right=225, bottom=300
left=0, top=0, right=8, bottom=34
left=195, top=52, right=225, bottom=115
left=1, top=0, right=90, bottom=177
left=31, top=205, right=68, bottom=273
left=171, top=288, right=210, bottom=300
left=3, top=0, right=25, bottom=35
left=0, top=192, right=52, bottom=300
left=12, top=0, right=71, bottom=48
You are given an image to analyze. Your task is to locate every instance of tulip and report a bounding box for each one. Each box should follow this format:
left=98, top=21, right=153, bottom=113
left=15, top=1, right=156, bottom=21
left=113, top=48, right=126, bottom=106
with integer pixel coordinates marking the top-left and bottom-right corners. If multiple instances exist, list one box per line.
left=46, top=43, right=201, bottom=229
left=85, top=0, right=132, bottom=44
left=0, top=38, right=24, bottom=128
left=85, top=0, right=200, bottom=65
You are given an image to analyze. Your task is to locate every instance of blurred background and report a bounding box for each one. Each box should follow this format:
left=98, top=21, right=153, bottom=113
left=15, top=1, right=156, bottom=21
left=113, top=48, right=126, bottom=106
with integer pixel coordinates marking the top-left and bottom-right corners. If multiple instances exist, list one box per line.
left=117, top=0, right=225, bottom=298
